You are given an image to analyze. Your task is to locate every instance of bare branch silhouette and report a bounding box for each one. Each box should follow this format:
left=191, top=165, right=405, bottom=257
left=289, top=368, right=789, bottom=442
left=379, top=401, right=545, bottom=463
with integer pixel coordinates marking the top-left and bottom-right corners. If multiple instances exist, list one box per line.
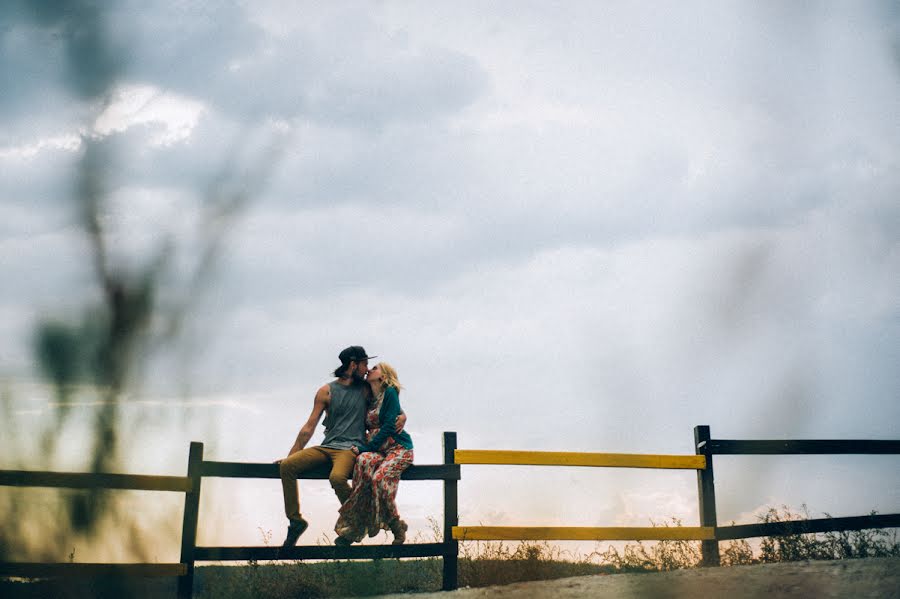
left=1, top=1, right=287, bottom=564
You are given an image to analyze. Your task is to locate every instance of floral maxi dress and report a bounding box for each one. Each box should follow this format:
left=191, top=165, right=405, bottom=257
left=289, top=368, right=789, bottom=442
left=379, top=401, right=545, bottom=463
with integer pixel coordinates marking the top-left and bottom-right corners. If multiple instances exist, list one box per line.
left=334, top=401, right=414, bottom=542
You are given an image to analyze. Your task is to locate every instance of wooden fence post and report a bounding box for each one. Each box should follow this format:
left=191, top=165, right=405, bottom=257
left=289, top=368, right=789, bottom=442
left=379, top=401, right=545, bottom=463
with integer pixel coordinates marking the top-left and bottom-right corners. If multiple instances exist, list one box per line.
left=694, top=426, right=720, bottom=566
left=442, top=432, right=459, bottom=591
left=178, top=442, right=204, bottom=599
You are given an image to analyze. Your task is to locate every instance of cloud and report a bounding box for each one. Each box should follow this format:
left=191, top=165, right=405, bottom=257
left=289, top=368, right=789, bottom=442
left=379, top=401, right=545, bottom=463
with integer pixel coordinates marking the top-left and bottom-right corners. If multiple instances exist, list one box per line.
left=107, top=1, right=488, bottom=128
left=1, top=1, right=898, bottom=548
left=0, top=135, right=81, bottom=160
left=613, top=489, right=697, bottom=527
left=3, top=381, right=270, bottom=419
left=173, top=210, right=899, bottom=451
left=3, top=1, right=897, bottom=426
left=0, top=18, right=78, bottom=139
left=92, top=84, right=205, bottom=146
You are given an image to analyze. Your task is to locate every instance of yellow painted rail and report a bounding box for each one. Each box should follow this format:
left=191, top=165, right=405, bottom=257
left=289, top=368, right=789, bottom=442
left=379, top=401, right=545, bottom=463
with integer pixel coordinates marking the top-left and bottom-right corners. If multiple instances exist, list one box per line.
left=454, top=449, right=706, bottom=470
left=453, top=526, right=716, bottom=541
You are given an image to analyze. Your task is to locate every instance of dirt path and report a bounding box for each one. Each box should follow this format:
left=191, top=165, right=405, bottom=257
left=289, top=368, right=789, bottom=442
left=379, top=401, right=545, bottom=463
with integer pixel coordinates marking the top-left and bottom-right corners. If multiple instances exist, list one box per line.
left=370, top=557, right=900, bottom=599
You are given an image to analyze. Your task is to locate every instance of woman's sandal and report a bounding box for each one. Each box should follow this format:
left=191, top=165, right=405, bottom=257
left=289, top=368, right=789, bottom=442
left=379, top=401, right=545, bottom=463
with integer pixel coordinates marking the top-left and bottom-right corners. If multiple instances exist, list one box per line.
left=389, top=519, right=408, bottom=545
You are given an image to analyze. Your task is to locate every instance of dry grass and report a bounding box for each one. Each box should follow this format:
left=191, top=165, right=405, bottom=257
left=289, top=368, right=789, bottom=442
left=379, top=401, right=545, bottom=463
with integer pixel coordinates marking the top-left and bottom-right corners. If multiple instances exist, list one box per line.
left=191, top=507, right=899, bottom=597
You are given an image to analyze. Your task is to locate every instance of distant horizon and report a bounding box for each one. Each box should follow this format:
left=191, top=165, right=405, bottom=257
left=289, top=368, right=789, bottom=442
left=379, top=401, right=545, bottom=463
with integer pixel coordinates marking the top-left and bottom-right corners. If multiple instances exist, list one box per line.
left=3, top=379, right=898, bottom=562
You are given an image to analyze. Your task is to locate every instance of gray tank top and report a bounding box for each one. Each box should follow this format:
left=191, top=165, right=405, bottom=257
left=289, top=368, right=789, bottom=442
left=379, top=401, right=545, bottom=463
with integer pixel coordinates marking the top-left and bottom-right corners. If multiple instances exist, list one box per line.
left=320, top=381, right=367, bottom=449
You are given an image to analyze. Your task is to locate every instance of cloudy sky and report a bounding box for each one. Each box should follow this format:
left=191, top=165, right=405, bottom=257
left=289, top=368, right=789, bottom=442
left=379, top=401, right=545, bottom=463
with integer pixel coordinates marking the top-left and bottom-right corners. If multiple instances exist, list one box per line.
left=2, top=1, right=899, bottom=559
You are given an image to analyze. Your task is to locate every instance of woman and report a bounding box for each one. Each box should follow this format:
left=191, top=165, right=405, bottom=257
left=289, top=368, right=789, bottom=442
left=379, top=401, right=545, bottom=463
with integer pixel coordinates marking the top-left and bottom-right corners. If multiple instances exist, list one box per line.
left=334, top=361, right=414, bottom=545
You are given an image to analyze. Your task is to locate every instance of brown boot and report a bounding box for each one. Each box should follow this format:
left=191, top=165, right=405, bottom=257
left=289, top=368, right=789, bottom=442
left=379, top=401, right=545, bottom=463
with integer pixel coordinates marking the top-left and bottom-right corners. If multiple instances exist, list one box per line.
left=389, top=519, right=408, bottom=545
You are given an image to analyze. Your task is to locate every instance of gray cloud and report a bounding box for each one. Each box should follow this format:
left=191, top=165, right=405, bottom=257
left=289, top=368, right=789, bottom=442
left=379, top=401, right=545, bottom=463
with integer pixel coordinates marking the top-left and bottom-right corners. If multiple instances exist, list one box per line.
left=1, top=1, right=898, bottom=542
left=111, top=1, right=488, bottom=127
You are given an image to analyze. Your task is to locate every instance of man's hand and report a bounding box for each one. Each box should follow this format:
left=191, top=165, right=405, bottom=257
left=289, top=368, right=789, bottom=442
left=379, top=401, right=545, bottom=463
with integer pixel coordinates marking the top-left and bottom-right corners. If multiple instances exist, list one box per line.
left=395, top=411, right=407, bottom=433
left=275, top=445, right=300, bottom=464
left=351, top=446, right=360, bottom=456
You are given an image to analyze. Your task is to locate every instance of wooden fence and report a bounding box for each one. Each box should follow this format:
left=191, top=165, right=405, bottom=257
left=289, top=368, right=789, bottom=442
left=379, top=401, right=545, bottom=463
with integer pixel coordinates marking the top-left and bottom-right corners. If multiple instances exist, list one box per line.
left=1, top=427, right=899, bottom=597
left=452, top=426, right=900, bottom=568
left=188, top=432, right=461, bottom=597
left=696, top=426, right=900, bottom=565
left=0, top=432, right=460, bottom=598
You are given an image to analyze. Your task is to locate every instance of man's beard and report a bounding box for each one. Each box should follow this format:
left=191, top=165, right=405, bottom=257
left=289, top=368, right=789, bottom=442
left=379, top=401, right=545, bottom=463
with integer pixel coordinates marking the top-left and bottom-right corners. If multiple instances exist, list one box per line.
left=351, top=370, right=367, bottom=383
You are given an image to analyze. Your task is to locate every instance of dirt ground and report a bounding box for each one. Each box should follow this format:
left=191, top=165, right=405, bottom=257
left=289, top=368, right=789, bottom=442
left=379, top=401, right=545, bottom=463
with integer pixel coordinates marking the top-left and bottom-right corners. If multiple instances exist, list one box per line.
left=371, top=557, right=900, bottom=599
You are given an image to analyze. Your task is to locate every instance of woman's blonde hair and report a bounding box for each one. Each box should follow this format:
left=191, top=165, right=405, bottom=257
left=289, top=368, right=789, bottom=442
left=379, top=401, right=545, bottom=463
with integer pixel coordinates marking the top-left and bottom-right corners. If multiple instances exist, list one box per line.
left=376, top=362, right=403, bottom=391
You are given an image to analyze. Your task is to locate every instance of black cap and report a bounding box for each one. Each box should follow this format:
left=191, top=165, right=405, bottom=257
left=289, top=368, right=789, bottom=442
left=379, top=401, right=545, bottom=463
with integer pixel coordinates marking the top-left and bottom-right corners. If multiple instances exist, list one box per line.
left=338, top=346, right=377, bottom=365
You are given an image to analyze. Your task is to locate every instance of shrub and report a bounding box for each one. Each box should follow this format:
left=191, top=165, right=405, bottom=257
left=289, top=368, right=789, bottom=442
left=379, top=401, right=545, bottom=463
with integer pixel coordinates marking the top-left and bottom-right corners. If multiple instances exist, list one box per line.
left=592, top=518, right=701, bottom=572
left=757, top=505, right=900, bottom=563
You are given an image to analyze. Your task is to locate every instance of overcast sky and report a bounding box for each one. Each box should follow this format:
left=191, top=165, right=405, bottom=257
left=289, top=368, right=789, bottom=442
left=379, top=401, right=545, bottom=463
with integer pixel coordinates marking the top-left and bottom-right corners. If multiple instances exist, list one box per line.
left=1, top=1, right=899, bottom=559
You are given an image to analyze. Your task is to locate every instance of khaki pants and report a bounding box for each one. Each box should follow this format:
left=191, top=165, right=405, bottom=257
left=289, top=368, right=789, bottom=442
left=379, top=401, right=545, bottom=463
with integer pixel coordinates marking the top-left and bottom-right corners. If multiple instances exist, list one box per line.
left=279, top=446, right=356, bottom=522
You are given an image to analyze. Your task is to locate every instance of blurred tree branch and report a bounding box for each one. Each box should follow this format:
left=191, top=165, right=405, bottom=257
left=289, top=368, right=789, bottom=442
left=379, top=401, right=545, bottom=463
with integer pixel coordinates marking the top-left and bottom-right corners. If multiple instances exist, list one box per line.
left=1, top=0, right=287, bottom=560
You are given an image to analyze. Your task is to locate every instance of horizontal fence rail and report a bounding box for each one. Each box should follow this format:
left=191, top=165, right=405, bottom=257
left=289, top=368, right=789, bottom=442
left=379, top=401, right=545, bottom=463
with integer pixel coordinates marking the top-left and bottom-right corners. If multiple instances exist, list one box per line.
left=0, top=563, right=187, bottom=578
left=716, top=513, right=900, bottom=541
left=453, top=443, right=717, bottom=564
left=195, top=543, right=448, bottom=561
left=200, top=461, right=460, bottom=480
left=701, top=439, right=900, bottom=455
left=0, top=470, right=192, bottom=492
left=454, top=449, right=706, bottom=470
left=453, top=526, right=716, bottom=541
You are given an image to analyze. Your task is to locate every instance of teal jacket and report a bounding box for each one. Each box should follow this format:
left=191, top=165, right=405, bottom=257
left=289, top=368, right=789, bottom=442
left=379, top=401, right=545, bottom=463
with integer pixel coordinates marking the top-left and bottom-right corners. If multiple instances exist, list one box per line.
left=355, top=386, right=414, bottom=452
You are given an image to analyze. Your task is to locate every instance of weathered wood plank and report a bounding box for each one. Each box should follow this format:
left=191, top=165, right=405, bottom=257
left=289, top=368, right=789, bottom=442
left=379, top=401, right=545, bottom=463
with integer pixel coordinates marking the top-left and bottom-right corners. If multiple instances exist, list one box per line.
left=442, top=431, right=459, bottom=591
left=452, top=526, right=716, bottom=541
left=705, top=439, right=900, bottom=455
left=194, top=543, right=446, bottom=561
left=0, top=562, right=186, bottom=578
left=0, top=470, right=192, bottom=492
left=716, top=513, right=900, bottom=541
left=695, top=425, right=720, bottom=567
left=404, top=464, right=461, bottom=481
left=454, top=450, right=706, bottom=470
left=178, top=442, right=203, bottom=599
left=199, top=461, right=459, bottom=480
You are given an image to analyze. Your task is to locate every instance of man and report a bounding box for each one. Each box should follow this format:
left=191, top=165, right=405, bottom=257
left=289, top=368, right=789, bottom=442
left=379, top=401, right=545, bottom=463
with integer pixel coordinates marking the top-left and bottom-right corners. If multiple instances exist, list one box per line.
left=277, top=345, right=406, bottom=549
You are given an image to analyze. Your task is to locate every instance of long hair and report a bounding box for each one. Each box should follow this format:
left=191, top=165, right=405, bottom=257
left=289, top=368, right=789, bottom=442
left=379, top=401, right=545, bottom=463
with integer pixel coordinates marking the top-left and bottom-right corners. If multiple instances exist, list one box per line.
left=376, top=362, right=403, bottom=392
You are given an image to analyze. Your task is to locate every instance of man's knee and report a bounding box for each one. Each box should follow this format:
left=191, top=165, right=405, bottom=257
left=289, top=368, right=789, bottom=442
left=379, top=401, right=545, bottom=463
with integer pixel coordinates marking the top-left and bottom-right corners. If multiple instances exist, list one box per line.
left=280, top=449, right=320, bottom=479
left=329, top=472, right=350, bottom=489
left=330, top=472, right=351, bottom=504
left=279, top=458, right=294, bottom=479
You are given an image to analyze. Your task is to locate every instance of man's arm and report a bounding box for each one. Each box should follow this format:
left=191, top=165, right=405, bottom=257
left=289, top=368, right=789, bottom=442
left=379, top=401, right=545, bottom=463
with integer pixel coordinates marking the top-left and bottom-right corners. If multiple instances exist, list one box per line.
left=395, top=410, right=407, bottom=433
left=284, top=384, right=330, bottom=458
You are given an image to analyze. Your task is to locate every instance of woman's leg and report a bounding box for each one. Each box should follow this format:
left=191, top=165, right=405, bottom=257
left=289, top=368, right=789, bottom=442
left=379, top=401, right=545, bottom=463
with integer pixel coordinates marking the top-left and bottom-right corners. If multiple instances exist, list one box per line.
left=335, top=451, right=384, bottom=542
left=371, top=447, right=414, bottom=537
